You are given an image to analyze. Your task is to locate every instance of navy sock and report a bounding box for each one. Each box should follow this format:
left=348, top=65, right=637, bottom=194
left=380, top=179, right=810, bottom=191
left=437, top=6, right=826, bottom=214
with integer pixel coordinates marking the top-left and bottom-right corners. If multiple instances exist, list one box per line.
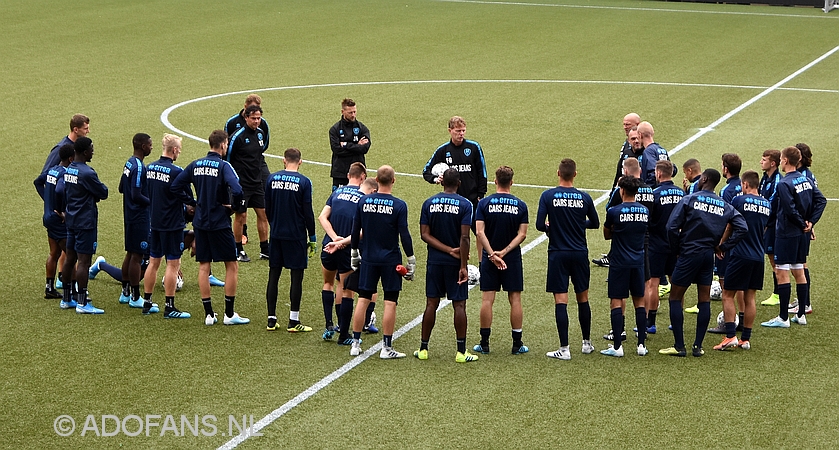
left=322, top=290, right=335, bottom=326
left=479, top=328, right=491, bottom=345
left=224, top=295, right=235, bottom=318
left=635, top=307, right=646, bottom=346
left=512, top=330, right=523, bottom=348
left=694, top=302, right=711, bottom=348
left=383, top=335, right=393, bottom=347
left=610, top=307, right=623, bottom=350
left=121, top=280, right=130, bottom=297
left=578, top=301, right=591, bottom=341
left=778, top=283, right=791, bottom=320
left=456, top=338, right=466, bottom=354
left=76, top=289, right=88, bottom=306
left=772, top=271, right=778, bottom=294
left=741, top=327, right=752, bottom=342
left=725, top=321, right=736, bottom=339
left=796, top=282, right=809, bottom=317
left=648, top=309, right=657, bottom=327
left=738, top=312, right=744, bottom=329
left=339, top=298, right=354, bottom=338
left=131, top=285, right=140, bottom=301
left=334, top=302, right=341, bottom=323
left=803, top=267, right=811, bottom=309
left=420, top=340, right=429, bottom=351
left=353, top=331, right=361, bottom=340
left=555, top=303, right=569, bottom=347
left=365, top=302, right=375, bottom=327
left=670, top=299, right=685, bottom=349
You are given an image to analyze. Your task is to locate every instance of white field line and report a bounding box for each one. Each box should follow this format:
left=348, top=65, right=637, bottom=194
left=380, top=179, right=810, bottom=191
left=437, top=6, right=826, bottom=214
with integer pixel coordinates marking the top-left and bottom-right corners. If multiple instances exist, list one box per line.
left=216, top=49, right=839, bottom=448
left=439, top=0, right=839, bottom=19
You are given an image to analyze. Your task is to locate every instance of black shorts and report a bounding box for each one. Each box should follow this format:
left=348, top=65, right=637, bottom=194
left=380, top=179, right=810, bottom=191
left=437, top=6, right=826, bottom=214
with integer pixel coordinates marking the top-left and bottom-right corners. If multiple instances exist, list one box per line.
left=343, top=269, right=360, bottom=293
left=269, top=239, right=308, bottom=270
left=358, top=262, right=403, bottom=294
left=723, top=257, right=764, bottom=291
left=715, top=252, right=729, bottom=278
left=607, top=265, right=645, bottom=299
left=648, top=250, right=677, bottom=279
left=67, top=228, right=97, bottom=255
left=425, top=264, right=468, bottom=301
left=241, top=184, right=266, bottom=209
left=671, top=251, right=715, bottom=287
left=774, top=234, right=808, bottom=265
left=480, top=254, right=523, bottom=292
left=194, top=227, right=237, bottom=262
left=321, top=246, right=352, bottom=273
left=149, top=229, right=184, bottom=260
left=44, top=215, right=66, bottom=241
left=124, top=222, right=150, bottom=254
left=546, top=250, right=589, bottom=294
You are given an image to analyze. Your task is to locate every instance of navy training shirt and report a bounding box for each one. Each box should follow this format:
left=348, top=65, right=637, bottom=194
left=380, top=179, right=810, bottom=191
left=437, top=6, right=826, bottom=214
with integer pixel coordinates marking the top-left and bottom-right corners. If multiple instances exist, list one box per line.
left=63, top=161, right=109, bottom=230
left=34, top=164, right=67, bottom=224
left=322, top=185, right=364, bottom=246
left=475, top=193, right=529, bottom=260
left=41, top=136, right=73, bottom=175
left=420, top=192, right=473, bottom=266
left=775, top=171, right=826, bottom=238
left=351, top=192, right=413, bottom=265
left=171, top=151, right=242, bottom=231
left=719, top=177, right=742, bottom=204
left=604, top=201, right=648, bottom=268
left=729, top=194, right=771, bottom=262
left=146, top=156, right=191, bottom=232
left=535, top=186, right=599, bottom=252
left=648, top=181, right=685, bottom=254
left=666, top=189, right=747, bottom=256
left=119, top=156, right=150, bottom=225
left=265, top=169, right=316, bottom=241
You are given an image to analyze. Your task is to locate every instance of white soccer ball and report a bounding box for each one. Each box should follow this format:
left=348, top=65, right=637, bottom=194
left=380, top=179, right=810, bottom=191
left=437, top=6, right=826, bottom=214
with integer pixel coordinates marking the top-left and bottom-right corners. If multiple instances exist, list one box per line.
left=161, top=273, right=184, bottom=291
left=467, top=264, right=480, bottom=285
left=716, top=311, right=739, bottom=328
left=710, top=280, right=722, bottom=300
left=431, top=162, right=450, bottom=178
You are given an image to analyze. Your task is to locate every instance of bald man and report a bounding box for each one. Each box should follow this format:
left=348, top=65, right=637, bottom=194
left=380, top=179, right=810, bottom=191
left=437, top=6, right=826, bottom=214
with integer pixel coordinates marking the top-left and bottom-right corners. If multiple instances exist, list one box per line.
left=638, top=121, right=676, bottom=187
left=612, top=113, right=641, bottom=188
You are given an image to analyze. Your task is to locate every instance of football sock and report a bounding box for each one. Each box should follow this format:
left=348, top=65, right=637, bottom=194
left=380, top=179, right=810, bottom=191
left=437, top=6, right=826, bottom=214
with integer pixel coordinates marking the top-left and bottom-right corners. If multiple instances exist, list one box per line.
left=456, top=338, right=466, bottom=354
left=322, top=290, right=335, bottom=325
left=131, top=285, right=140, bottom=301
left=266, top=267, right=281, bottom=316
left=648, top=309, right=658, bottom=328
left=353, top=331, right=362, bottom=341
left=165, top=296, right=174, bottom=309
left=669, top=299, right=685, bottom=349
left=555, top=303, right=569, bottom=347
left=334, top=302, right=341, bottom=324
left=741, top=327, right=752, bottom=342
left=260, top=241, right=269, bottom=256
left=339, top=298, right=354, bottom=338
left=383, top=335, right=393, bottom=348
left=725, top=321, right=736, bottom=339
left=289, top=269, right=303, bottom=313
left=46, top=277, right=55, bottom=291
left=578, top=301, right=591, bottom=340
left=512, top=329, right=523, bottom=348
left=803, top=267, right=811, bottom=309
left=795, top=282, right=809, bottom=317
left=661, top=275, right=668, bottom=285
left=610, top=307, right=623, bottom=350
left=236, top=242, right=244, bottom=253
left=635, top=307, right=646, bottom=346
left=772, top=271, right=778, bottom=294
left=479, top=328, right=491, bottom=346
left=420, top=340, right=429, bottom=351
left=242, top=224, right=248, bottom=239
left=365, top=302, right=376, bottom=327
left=76, top=289, right=88, bottom=306
left=202, top=298, right=213, bottom=316
left=738, top=312, right=744, bottom=327
left=290, top=311, right=300, bottom=322
left=62, top=284, right=72, bottom=302
left=143, top=292, right=152, bottom=301
left=694, top=302, right=711, bottom=348
left=121, top=280, right=130, bottom=297
left=224, top=295, right=235, bottom=318
left=777, top=283, right=791, bottom=321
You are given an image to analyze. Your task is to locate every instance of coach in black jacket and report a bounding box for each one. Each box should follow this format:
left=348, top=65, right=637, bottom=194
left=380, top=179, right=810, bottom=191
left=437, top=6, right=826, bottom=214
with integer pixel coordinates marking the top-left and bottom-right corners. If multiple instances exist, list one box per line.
left=329, top=98, right=370, bottom=189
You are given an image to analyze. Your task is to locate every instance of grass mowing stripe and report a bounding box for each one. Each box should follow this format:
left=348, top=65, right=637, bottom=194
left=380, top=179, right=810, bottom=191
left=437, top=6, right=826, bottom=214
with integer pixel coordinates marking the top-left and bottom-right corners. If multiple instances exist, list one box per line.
left=218, top=41, right=839, bottom=450
left=439, top=0, right=839, bottom=19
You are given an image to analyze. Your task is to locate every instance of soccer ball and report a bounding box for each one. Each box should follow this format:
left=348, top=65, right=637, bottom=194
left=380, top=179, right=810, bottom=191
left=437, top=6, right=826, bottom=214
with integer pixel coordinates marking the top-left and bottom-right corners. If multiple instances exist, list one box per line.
left=431, top=162, right=450, bottom=178
left=467, top=264, right=480, bottom=285
left=161, top=273, right=184, bottom=291
left=710, top=280, right=722, bottom=300
left=716, top=311, right=739, bottom=328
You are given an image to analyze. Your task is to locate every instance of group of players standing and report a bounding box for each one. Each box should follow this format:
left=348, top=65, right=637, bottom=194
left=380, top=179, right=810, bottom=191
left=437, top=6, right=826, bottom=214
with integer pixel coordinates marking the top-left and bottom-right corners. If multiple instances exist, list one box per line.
left=34, top=102, right=826, bottom=362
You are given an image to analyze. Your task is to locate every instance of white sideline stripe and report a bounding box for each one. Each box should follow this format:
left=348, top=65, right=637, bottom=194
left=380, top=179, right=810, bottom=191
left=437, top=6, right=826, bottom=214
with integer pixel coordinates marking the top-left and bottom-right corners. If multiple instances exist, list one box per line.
left=218, top=46, right=839, bottom=450
left=668, top=44, right=839, bottom=156
left=439, top=0, right=839, bottom=19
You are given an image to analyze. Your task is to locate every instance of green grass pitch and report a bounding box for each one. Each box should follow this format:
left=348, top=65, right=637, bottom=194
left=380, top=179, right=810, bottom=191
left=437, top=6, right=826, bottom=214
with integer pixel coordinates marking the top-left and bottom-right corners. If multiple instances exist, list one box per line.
left=3, top=0, right=839, bottom=448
